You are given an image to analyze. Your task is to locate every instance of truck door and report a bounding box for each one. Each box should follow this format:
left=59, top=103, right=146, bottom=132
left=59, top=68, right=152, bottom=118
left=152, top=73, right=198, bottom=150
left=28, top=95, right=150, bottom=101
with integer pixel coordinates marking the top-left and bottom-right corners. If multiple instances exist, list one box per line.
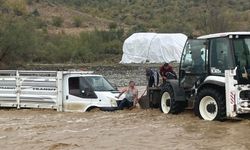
left=179, top=39, right=207, bottom=89
left=64, top=76, right=97, bottom=112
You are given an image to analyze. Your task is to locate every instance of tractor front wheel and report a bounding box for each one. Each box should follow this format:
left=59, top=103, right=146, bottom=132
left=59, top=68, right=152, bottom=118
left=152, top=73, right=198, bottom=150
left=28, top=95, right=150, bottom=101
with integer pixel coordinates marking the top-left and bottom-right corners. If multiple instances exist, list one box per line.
left=195, top=88, right=226, bottom=121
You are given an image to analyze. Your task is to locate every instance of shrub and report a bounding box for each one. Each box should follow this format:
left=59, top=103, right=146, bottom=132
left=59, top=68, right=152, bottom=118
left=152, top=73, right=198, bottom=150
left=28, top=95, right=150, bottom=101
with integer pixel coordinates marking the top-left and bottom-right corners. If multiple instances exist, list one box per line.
left=52, top=16, right=63, bottom=27
left=5, top=0, right=27, bottom=16
left=109, top=22, right=117, bottom=30
left=73, top=16, right=82, bottom=27
left=31, top=9, right=40, bottom=16
left=26, top=0, right=33, bottom=5
left=34, top=18, right=47, bottom=29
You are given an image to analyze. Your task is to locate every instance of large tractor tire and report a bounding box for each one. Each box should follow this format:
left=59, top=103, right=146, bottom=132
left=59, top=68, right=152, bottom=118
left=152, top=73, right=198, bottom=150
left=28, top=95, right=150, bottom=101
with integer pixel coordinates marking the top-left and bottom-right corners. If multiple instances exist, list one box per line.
left=195, top=88, right=226, bottom=121
left=160, top=83, right=185, bottom=114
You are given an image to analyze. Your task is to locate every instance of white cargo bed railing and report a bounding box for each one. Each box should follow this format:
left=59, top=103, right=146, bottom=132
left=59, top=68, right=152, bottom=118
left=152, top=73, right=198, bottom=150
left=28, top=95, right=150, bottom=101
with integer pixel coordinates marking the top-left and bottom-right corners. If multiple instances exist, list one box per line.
left=0, top=70, right=17, bottom=108
left=0, top=70, right=60, bottom=110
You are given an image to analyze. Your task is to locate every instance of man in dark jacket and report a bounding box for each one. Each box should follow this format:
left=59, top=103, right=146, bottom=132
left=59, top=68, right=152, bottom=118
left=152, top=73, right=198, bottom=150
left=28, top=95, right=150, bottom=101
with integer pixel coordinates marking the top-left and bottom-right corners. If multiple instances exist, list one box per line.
left=146, top=68, right=159, bottom=87
left=160, top=63, right=177, bottom=82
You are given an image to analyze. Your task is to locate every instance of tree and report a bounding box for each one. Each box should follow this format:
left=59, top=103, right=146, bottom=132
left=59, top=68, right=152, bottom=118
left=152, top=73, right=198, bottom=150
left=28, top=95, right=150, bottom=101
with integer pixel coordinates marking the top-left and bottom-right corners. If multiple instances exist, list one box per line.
left=0, top=16, right=40, bottom=67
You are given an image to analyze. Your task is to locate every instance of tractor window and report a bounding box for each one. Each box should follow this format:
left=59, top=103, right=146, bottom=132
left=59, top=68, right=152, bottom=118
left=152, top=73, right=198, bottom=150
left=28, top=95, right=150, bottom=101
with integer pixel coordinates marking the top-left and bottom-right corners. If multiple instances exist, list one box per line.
left=233, top=37, right=250, bottom=69
left=210, top=38, right=233, bottom=75
left=181, top=39, right=207, bottom=74
left=180, top=39, right=207, bottom=89
left=233, top=37, right=250, bottom=83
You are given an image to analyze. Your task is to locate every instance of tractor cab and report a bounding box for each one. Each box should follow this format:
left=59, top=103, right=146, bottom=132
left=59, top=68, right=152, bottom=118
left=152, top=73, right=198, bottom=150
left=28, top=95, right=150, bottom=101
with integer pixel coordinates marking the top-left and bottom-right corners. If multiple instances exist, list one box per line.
left=179, top=33, right=248, bottom=89
left=160, top=32, right=250, bottom=121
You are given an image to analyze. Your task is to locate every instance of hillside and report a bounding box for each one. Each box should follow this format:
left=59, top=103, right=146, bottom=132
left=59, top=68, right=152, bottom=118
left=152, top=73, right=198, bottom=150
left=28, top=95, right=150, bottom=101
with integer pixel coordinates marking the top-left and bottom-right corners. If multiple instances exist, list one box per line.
left=45, top=0, right=250, bottom=35
left=27, top=1, right=113, bottom=35
left=0, top=0, right=250, bottom=68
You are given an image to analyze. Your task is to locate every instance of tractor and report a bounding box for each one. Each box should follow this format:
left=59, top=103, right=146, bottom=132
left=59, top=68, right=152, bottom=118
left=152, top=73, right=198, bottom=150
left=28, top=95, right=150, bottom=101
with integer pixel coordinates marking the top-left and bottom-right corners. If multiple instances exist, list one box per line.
left=160, top=32, right=250, bottom=121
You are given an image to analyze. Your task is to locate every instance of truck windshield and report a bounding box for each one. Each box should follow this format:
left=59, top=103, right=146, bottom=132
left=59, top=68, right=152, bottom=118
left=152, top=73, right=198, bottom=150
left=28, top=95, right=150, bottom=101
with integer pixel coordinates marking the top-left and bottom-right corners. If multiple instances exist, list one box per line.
left=84, top=76, right=116, bottom=91
left=233, top=36, right=250, bottom=83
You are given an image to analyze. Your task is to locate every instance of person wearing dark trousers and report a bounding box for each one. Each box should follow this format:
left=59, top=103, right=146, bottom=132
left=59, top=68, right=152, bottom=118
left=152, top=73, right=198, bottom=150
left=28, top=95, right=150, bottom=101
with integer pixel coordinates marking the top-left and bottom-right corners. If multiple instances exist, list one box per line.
left=146, top=68, right=160, bottom=87
left=116, top=81, right=138, bottom=110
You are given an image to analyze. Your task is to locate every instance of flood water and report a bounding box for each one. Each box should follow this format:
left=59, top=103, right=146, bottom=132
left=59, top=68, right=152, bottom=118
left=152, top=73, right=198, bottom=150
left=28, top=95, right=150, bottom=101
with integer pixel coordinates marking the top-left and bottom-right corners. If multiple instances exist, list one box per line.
left=0, top=108, right=249, bottom=150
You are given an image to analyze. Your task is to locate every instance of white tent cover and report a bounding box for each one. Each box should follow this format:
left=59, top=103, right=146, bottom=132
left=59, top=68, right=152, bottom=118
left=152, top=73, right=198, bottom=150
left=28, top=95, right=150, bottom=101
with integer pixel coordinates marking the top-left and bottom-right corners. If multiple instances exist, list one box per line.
left=120, top=33, right=187, bottom=63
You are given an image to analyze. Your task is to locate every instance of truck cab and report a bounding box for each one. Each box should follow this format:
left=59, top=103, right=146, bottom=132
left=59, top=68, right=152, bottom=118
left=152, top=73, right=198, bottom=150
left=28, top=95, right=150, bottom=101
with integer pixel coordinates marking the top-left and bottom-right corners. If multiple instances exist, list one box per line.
left=63, top=74, right=121, bottom=112
left=160, top=32, right=250, bottom=121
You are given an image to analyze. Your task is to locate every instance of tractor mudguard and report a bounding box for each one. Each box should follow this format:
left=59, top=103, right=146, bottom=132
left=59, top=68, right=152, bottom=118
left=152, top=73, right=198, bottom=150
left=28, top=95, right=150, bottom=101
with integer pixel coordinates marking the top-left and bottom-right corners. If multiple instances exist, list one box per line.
left=162, top=79, right=186, bottom=102
left=198, top=78, right=225, bottom=92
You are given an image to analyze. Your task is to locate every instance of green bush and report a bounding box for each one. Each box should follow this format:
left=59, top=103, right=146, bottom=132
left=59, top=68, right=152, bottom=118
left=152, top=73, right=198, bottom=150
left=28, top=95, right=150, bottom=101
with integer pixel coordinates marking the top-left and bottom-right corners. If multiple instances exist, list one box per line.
left=109, top=22, right=117, bottom=30
left=68, top=29, right=124, bottom=63
left=73, top=16, right=82, bottom=27
left=26, top=0, right=33, bottom=5
left=52, top=16, right=64, bottom=27
left=0, top=15, right=42, bottom=66
left=35, top=18, right=47, bottom=29
left=5, top=0, right=27, bottom=16
left=31, top=9, right=40, bottom=16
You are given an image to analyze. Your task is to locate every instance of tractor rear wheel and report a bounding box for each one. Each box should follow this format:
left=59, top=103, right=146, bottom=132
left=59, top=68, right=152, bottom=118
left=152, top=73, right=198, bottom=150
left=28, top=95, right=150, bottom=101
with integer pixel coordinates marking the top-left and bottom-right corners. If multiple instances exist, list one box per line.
left=195, top=88, right=226, bottom=121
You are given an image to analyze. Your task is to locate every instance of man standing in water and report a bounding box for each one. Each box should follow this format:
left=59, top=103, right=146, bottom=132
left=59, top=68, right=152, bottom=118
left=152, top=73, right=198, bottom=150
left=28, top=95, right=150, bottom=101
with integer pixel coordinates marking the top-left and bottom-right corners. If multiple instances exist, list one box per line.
left=116, top=81, right=139, bottom=110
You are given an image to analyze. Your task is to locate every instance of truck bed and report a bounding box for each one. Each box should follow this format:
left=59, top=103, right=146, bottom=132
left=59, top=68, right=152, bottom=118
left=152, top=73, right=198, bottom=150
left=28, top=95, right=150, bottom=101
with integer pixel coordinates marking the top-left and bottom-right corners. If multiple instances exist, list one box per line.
left=0, top=70, right=61, bottom=110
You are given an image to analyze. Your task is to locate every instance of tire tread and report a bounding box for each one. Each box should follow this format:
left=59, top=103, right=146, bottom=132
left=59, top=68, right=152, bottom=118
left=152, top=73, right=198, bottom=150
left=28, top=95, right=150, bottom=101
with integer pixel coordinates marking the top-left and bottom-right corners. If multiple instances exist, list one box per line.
left=161, top=83, right=185, bottom=114
left=195, top=87, right=226, bottom=121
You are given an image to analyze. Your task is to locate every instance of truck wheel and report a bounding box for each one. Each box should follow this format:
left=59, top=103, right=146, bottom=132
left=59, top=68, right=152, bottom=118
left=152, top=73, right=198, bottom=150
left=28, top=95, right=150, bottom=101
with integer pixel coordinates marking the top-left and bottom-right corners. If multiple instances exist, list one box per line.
left=195, top=88, right=226, bottom=121
left=160, top=83, right=184, bottom=114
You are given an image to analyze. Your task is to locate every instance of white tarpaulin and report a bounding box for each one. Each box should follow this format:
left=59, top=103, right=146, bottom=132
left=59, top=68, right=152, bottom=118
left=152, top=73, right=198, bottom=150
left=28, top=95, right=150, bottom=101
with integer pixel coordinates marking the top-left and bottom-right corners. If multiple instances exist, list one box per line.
left=120, top=33, right=187, bottom=63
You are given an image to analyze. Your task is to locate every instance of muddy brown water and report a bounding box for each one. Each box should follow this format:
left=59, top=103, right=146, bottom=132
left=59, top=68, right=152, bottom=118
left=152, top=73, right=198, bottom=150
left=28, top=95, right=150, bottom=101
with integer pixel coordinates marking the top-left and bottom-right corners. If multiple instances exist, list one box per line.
left=0, top=108, right=249, bottom=150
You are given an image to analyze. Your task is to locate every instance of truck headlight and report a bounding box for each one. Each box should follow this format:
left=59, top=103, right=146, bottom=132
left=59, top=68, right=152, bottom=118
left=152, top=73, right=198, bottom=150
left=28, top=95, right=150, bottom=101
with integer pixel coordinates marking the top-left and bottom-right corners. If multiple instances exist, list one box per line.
left=111, top=99, right=118, bottom=107
left=244, top=102, right=248, bottom=107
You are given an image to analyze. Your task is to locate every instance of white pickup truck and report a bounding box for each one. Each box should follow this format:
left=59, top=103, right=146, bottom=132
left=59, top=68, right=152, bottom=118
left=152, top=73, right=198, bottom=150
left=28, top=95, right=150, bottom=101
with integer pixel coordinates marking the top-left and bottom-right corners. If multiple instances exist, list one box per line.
left=0, top=70, right=123, bottom=112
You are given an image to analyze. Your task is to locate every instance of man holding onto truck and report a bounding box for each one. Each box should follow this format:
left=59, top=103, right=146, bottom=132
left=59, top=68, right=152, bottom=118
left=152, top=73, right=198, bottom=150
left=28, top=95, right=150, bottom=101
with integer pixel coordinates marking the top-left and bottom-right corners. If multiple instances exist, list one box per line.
left=160, top=63, right=177, bottom=83
left=116, top=81, right=139, bottom=110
